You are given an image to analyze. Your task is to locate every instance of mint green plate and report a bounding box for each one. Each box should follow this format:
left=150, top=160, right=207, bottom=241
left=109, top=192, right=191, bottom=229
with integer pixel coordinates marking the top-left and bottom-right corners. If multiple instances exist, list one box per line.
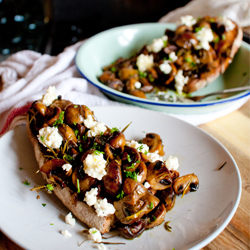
left=75, top=23, right=250, bottom=115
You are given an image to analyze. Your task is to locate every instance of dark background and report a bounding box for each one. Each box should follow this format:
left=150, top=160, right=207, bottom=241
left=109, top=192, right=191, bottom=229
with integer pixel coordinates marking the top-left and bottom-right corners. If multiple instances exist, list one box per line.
left=0, top=0, right=191, bottom=59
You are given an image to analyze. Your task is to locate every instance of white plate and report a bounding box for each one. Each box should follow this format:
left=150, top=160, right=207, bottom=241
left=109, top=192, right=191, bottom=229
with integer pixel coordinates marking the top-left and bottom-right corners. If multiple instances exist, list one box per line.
left=0, top=106, right=241, bottom=250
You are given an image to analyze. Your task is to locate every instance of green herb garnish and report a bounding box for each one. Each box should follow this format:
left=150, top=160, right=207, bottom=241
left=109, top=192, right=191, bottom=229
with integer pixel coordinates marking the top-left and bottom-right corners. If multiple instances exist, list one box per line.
left=116, top=190, right=124, bottom=200
left=111, top=66, right=116, bottom=73
left=214, top=36, right=219, bottom=44
left=74, top=105, right=78, bottom=108
left=42, top=203, right=46, bottom=207
left=127, top=154, right=131, bottom=162
left=23, top=180, right=30, bottom=186
left=74, top=129, right=79, bottom=136
left=40, top=136, right=44, bottom=142
left=222, top=34, right=226, bottom=40
left=63, top=154, right=73, bottom=162
left=77, top=179, right=80, bottom=193
left=19, top=167, right=23, bottom=170
left=195, top=27, right=202, bottom=32
left=149, top=201, right=153, bottom=209
left=184, top=57, right=192, bottom=62
left=46, top=184, right=54, bottom=191
left=110, top=127, right=119, bottom=133
left=83, top=135, right=87, bottom=141
left=53, top=111, right=65, bottom=126
left=139, top=71, right=147, bottom=78
left=79, top=144, right=83, bottom=152
left=125, top=171, right=138, bottom=181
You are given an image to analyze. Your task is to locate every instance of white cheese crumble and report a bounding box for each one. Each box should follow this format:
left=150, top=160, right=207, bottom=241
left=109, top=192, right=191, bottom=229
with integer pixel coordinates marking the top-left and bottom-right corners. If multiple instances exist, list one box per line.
left=147, top=35, right=168, bottom=53
left=165, top=155, right=179, bottom=171
left=169, top=51, right=178, bottom=62
left=180, top=15, right=197, bottom=27
left=134, top=81, right=141, bottom=89
left=94, top=198, right=116, bottom=217
left=84, top=187, right=98, bottom=206
left=218, top=16, right=235, bottom=31
left=174, top=70, right=189, bottom=94
left=195, top=27, right=214, bottom=50
left=84, top=115, right=106, bottom=137
left=88, top=228, right=102, bottom=243
left=144, top=181, right=151, bottom=189
left=137, top=175, right=142, bottom=182
left=65, top=212, right=76, bottom=226
left=61, top=229, right=72, bottom=237
left=38, top=126, right=63, bottom=149
left=98, top=243, right=107, bottom=250
left=83, top=152, right=107, bottom=180
left=147, top=151, right=163, bottom=163
left=159, top=61, right=172, bottom=74
left=62, top=163, right=72, bottom=172
left=136, top=54, right=154, bottom=72
left=41, top=86, right=57, bottom=106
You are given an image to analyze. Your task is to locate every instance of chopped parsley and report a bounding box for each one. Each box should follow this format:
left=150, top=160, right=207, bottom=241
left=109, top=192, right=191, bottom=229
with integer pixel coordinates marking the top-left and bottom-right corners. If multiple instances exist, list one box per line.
left=79, top=144, right=83, bottom=152
left=46, top=184, right=54, bottom=191
left=23, top=180, right=30, bottom=186
left=74, top=105, right=78, bottom=108
left=125, top=170, right=138, bottom=181
left=42, top=203, right=46, bottom=207
left=195, top=27, right=202, bottom=32
left=127, top=154, right=131, bottom=162
left=116, top=190, right=124, bottom=200
left=94, top=150, right=104, bottom=155
left=92, top=143, right=101, bottom=151
left=149, top=201, right=154, bottom=209
left=214, top=36, right=219, bottom=44
left=74, top=129, right=79, bottom=136
left=40, top=136, right=44, bottom=142
left=148, top=74, right=154, bottom=82
left=126, top=161, right=140, bottom=169
left=222, top=34, right=226, bottom=40
left=53, top=111, right=65, bottom=126
left=83, top=135, right=87, bottom=141
left=184, top=57, right=192, bottom=63
left=19, top=167, right=23, bottom=170
left=139, top=71, right=147, bottom=78
left=50, top=223, right=54, bottom=225
left=111, top=66, right=116, bottom=73
left=63, top=154, right=73, bottom=162
left=137, top=144, right=144, bottom=151
left=110, top=127, right=119, bottom=133
left=77, top=179, right=80, bottom=193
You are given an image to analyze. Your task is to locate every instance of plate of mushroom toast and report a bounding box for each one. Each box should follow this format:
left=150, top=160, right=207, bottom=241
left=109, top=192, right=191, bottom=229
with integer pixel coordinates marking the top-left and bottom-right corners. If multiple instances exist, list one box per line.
left=0, top=87, right=241, bottom=250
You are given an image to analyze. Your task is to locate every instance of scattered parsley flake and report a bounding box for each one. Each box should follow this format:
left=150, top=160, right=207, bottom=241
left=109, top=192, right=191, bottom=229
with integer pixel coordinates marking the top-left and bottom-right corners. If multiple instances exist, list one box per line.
left=125, top=171, right=138, bottom=181
left=23, top=180, right=30, bottom=186
left=40, top=136, right=44, bottom=141
left=149, top=201, right=153, bottom=209
left=127, top=154, right=131, bottom=162
left=94, top=150, right=104, bottom=155
left=214, top=36, right=219, bottom=44
left=79, top=144, right=83, bottom=152
left=222, top=34, right=226, bottom=40
left=50, top=223, right=54, bottom=225
left=116, top=190, right=124, bottom=200
left=74, top=130, right=79, bottom=136
left=111, top=66, right=116, bottom=73
left=63, top=154, right=73, bottom=162
left=148, top=74, right=154, bottom=82
left=184, top=57, right=192, bottom=63
left=110, top=127, right=119, bottom=133
left=19, top=167, right=23, bottom=170
left=195, top=27, right=202, bottom=32
left=42, top=203, right=46, bottom=207
left=83, top=135, right=87, bottom=141
left=53, top=111, right=65, bottom=126
left=139, top=71, right=147, bottom=78
left=74, top=105, right=78, bottom=108
left=46, top=184, right=54, bottom=191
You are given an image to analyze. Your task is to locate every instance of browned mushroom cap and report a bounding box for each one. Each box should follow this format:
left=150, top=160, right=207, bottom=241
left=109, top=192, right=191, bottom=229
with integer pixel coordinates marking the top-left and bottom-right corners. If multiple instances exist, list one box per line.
left=142, top=133, right=164, bottom=156
left=58, top=123, right=77, bottom=145
left=198, top=49, right=214, bottom=65
left=72, top=165, right=98, bottom=193
left=102, top=160, right=122, bottom=197
left=125, top=78, right=140, bottom=92
left=122, top=146, right=141, bottom=171
left=64, top=104, right=84, bottom=125
left=175, top=25, right=193, bottom=35
left=40, top=159, right=72, bottom=180
left=173, top=173, right=199, bottom=196
left=98, top=71, right=116, bottom=83
left=43, top=107, right=63, bottom=127
left=50, top=99, right=73, bottom=111
left=174, top=31, right=198, bottom=49
left=118, top=68, right=139, bottom=81
left=159, top=186, right=176, bottom=212
left=108, top=131, right=126, bottom=151
left=140, top=77, right=154, bottom=93
left=146, top=203, right=166, bottom=229
left=104, top=143, right=115, bottom=160
left=33, top=101, right=47, bottom=116
left=122, top=179, right=147, bottom=200
left=121, top=220, right=147, bottom=239
left=136, top=161, right=147, bottom=183
left=129, top=89, right=146, bottom=98
left=107, top=79, right=124, bottom=92
left=146, top=161, right=172, bottom=190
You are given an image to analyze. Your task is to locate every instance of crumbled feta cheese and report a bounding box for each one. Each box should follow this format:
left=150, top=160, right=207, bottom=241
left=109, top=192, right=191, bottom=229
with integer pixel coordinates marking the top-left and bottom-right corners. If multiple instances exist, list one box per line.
left=159, top=61, right=172, bottom=74
left=144, top=181, right=151, bottom=189
left=84, top=115, right=106, bottom=137
left=136, top=54, right=154, bottom=72
left=147, top=36, right=167, bottom=53
left=62, top=163, right=72, bottom=172
left=126, top=140, right=149, bottom=154
left=83, top=152, right=107, bottom=180
left=180, top=15, right=197, bottom=27
left=61, top=229, right=72, bottom=237
left=88, top=228, right=102, bottom=243
left=147, top=151, right=163, bottom=163
left=41, top=86, right=57, bottom=106
left=137, top=175, right=142, bottom=182
left=174, top=70, right=189, bottom=94
left=98, top=243, right=107, bottom=250
left=169, top=51, right=178, bottom=62
left=134, top=81, right=141, bottom=89
left=65, top=212, right=76, bottom=226
left=94, top=198, right=116, bottom=217
left=165, top=155, right=179, bottom=171
left=84, top=187, right=98, bottom=206
left=218, top=16, right=235, bottom=31
left=37, top=126, right=63, bottom=149
left=195, top=27, right=213, bottom=50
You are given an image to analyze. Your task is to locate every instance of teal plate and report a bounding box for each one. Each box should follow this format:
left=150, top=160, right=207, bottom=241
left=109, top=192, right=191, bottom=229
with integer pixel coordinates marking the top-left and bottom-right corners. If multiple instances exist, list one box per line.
left=75, top=23, right=250, bottom=115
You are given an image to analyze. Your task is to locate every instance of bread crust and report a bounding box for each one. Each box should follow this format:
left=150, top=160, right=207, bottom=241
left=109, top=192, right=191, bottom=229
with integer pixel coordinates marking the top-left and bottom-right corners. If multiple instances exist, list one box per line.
left=26, top=115, right=115, bottom=234
left=184, top=23, right=243, bottom=93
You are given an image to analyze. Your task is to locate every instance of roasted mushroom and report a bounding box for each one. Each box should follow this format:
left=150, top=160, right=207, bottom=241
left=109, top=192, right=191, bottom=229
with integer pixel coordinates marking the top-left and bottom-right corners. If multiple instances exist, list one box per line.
left=121, top=220, right=147, bottom=239
left=142, top=133, right=164, bottom=156
left=146, top=203, right=166, bottom=229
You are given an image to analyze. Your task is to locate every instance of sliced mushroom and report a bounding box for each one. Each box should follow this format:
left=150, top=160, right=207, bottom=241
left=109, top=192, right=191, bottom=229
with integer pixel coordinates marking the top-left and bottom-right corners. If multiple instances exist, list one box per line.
left=140, top=77, right=154, bottom=93
left=122, top=179, right=147, bottom=201
left=174, top=31, right=198, bottom=49
left=136, top=161, right=147, bottom=183
left=121, top=220, right=147, bottom=239
left=33, top=101, right=47, bottom=116
left=122, top=146, right=141, bottom=171
left=175, top=25, right=193, bottom=35
left=50, top=99, right=72, bottom=111
left=58, top=123, right=78, bottom=145
left=142, top=133, right=164, bottom=156
left=146, top=203, right=166, bottom=229
left=146, top=161, right=172, bottom=190
left=107, top=79, right=124, bottom=92
left=98, top=71, right=116, bottom=83
left=64, top=104, right=84, bottom=125
left=43, top=107, right=63, bottom=127
left=118, top=68, right=138, bottom=81
left=173, top=173, right=199, bottom=196
left=102, top=160, right=122, bottom=197
left=108, top=131, right=126, bottom=151
left=129, top=89, right=146, bottom=98
left=159, top=187, right=176, bottom=212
